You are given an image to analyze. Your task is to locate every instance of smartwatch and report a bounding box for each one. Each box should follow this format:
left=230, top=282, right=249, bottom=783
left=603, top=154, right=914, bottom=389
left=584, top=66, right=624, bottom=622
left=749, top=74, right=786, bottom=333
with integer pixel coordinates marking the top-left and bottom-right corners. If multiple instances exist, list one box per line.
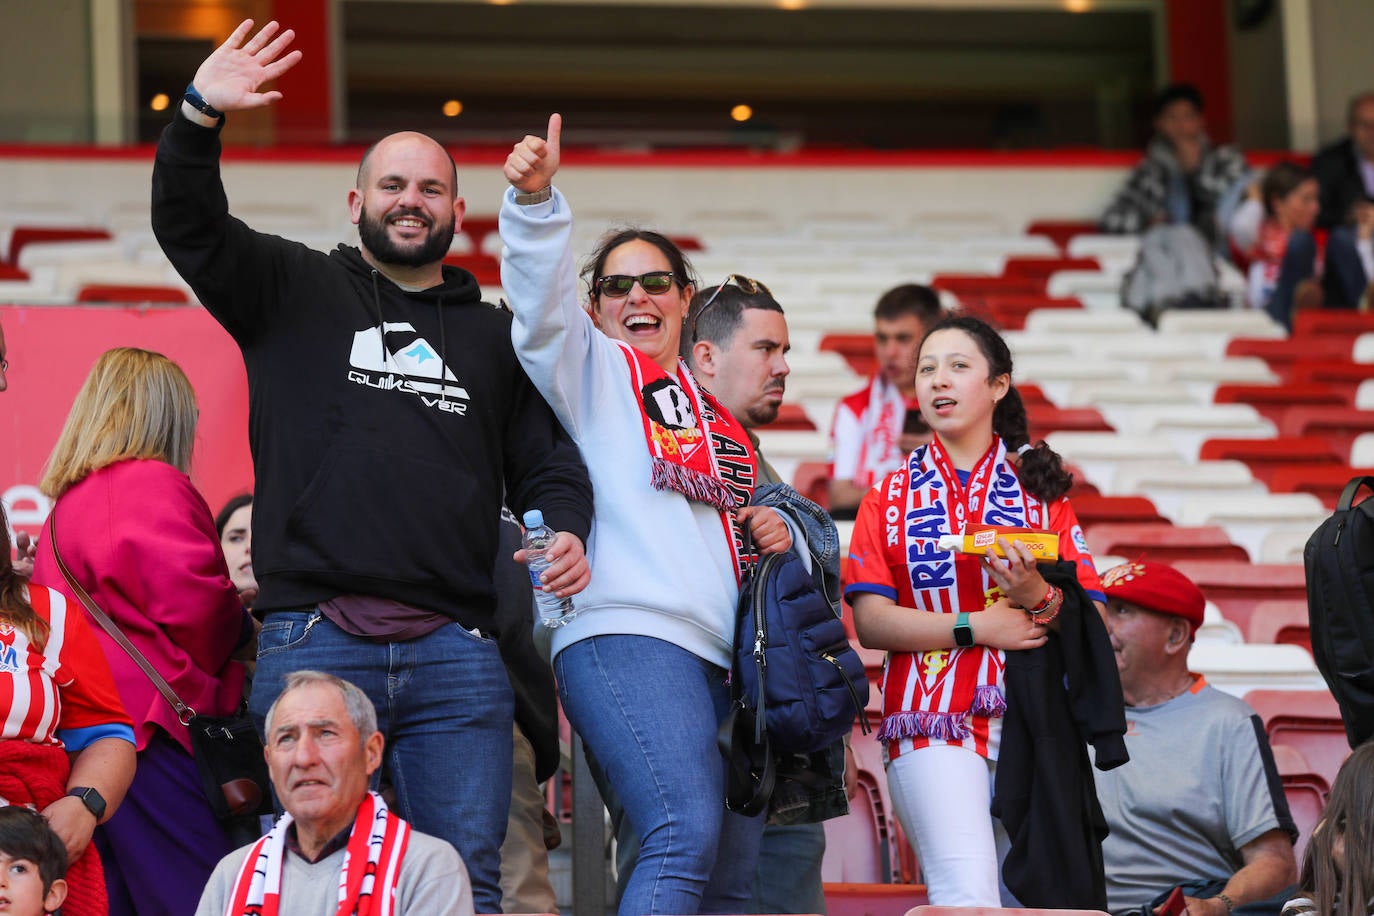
left=953, top=611, right=975, bottom=649
left=68, top=786, right=106, bottom=821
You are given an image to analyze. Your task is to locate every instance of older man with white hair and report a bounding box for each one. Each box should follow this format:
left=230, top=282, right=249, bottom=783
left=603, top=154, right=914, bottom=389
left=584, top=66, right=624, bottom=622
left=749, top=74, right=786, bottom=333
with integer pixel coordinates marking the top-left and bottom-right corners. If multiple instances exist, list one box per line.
left=196, top=671, right=473, bottom=916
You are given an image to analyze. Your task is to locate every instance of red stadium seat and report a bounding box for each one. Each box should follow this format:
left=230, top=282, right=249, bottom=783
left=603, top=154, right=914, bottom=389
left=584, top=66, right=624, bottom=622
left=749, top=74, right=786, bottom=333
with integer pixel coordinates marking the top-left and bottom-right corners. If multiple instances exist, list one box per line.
left=1001, top=256, right=1100, bottom=279
left=444, top=252, right=502, bottom=286
left=1277, top=406, right=1374, bottom=458
left=75, top=284, right=190, bottom=304
left=1224, top=338, right=1353, bottom=380
left=819, top=333, right=876, bottom=378
left=457, top=215, right=499, bottom=252
left=981, top=295, right=1083, bottom=331
left=1212, top=382, right=1350, bottom=425
left=792, top=461, right=830, bottom=508
left=771, top=403, right=818, bottom=431
left=1247, top=600, right=1311, bottom=652
left=932, top=274, right=1047, bottom=300
left=1198, top=437, right=1345, bottom=487
left=1084, top=523, right=1250, bottom=564
left=0, top=264, right=28, bottom=281
left=1293, top=311, right=1374, bottom=339
left=1025, top=219, right=1101, bottom=253
left=1016, top=383, right=1053, bottom=408
left=6, top=226, right=112, bottom=264
left=1269, top=746, right=1329, bottom=873
left=1170, top=561, right=1307, bottom=635
left=1026, top=406, right=1113, bottom=441
left=1267, top=465, right=1374, bottom=509
left=824, top=883, right=929, bottom=916
left=1067, top=495, right=1167, bottom=528
left=1290, top=360, right=1374, bottom=395
left=1243, top=689, right=1350, bottom=788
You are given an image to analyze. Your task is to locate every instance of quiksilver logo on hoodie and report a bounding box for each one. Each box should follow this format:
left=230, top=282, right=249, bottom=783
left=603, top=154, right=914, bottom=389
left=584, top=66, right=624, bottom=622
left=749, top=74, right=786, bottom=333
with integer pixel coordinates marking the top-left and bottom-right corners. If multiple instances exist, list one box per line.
left=346, top=322, right=470, bottom=414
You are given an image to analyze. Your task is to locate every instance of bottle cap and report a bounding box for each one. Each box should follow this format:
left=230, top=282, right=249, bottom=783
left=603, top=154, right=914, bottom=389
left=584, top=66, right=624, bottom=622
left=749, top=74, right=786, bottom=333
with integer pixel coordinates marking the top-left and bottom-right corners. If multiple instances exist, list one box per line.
left=522, top=509, right=545, bottom=529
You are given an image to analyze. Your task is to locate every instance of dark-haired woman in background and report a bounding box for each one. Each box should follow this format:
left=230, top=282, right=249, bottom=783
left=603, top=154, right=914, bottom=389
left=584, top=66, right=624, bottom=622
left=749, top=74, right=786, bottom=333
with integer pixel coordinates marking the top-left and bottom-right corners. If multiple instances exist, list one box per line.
left=215, top=494, right=256, bottom=611
left=1284, top=742, right=1374, bottom=916
left=1229, top=161, right=1324, bottom=329
left=844, top=315, right=1107, bottom=905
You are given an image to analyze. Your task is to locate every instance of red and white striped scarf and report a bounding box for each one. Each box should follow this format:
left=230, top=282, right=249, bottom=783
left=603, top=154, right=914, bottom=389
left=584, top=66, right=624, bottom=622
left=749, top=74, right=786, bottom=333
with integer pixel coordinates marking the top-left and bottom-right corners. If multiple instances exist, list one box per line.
left=853, top=375, right=908, bottom=488
left=877, top=434, right=1044, bottom=745
left=224, top=791, right=410, bottom=916
left=618, top=342, right=757, bottom=580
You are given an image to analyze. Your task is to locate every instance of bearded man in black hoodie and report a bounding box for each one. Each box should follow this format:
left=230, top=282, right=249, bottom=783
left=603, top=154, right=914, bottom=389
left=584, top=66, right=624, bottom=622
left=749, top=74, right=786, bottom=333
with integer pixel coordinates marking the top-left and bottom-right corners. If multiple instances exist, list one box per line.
left=151, top=20, right=593, bottom=912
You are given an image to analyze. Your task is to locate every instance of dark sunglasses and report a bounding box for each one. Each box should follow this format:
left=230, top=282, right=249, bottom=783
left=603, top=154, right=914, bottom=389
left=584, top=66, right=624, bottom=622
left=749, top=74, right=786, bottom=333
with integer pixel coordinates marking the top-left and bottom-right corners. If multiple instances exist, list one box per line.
left=594, top=271, right=676, bottom=298
left=690, top=274, right=770, bottom=343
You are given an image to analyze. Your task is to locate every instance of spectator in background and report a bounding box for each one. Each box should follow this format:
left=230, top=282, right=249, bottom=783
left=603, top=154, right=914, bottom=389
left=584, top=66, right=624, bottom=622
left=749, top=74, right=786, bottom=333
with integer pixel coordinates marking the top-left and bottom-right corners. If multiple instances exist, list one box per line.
left=1284, top=741, right=1374, bottom=916
left=151, top=23, right=594, bottom=911
left=1096, top=560, right=1297, bottom=916
left=685, top=277, right=855, bottom=915
left=1312, top=91, right=1374, bottom=308
left=0, top=502, right=136, bottom=916
left=829, top=284, right=942, bottom=519
left=1228, top=162, right=1324, bottom=330
left=215, top=494, right=256, bottom=611
left=1101, top=83, right=1250, bottom=247
left=1, top=317, right=37, bottom=581
left=32, top=347, right=256, bottom=916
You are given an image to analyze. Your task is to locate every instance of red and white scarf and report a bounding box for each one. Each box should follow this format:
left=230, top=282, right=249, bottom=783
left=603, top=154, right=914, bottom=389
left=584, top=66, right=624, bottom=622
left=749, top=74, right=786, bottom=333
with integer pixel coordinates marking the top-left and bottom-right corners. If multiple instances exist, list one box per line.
left=853, top=375, right=910, bottom=488
left=619, top=343, right=757, bottom=579
left=224, top=791, right=410, bottom=916
left=877, top=434, right=1044, bottom=744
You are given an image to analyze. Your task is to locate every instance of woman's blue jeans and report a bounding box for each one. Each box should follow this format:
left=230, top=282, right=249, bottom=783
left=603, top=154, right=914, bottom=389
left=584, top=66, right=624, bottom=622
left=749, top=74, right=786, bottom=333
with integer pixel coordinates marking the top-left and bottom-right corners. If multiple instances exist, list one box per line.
left=555, top=634, right=765, bottom=915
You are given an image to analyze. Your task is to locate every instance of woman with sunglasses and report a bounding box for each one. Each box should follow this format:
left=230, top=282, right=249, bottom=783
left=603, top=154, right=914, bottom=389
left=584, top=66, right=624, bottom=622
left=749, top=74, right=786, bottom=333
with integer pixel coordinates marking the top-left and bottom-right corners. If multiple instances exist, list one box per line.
left=498, top=115, right=791, bottom=916
left=844, top=315, right=1111, bottom=906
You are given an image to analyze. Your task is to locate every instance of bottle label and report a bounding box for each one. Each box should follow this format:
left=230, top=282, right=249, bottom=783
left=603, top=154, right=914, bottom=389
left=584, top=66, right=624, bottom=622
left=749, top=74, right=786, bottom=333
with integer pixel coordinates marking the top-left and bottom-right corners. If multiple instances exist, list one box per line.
left=528, top=568, right=543, bottom=588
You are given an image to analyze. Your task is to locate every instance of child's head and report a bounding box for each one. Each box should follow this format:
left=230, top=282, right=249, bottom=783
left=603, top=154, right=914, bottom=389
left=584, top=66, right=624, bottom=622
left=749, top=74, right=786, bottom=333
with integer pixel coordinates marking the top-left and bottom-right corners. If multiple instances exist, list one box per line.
left=0, top=807, right=68, bottom=915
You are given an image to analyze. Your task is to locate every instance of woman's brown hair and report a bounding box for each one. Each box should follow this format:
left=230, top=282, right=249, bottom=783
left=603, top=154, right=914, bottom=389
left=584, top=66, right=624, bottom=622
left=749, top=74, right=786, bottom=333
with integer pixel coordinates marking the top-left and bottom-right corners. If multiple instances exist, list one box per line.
left=0, top=503, right=46, bottom=650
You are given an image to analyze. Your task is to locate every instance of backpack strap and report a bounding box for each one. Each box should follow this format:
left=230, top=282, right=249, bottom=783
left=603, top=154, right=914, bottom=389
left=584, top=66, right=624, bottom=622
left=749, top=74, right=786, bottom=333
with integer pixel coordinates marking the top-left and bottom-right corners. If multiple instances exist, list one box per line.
left=1338, top=476, right=1374, bottom=512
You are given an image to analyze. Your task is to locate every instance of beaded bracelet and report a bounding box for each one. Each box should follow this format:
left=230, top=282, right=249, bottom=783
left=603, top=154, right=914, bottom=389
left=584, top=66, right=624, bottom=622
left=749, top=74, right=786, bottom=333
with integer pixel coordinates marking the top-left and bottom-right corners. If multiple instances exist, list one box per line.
left=1026, top=584, right=1063, bottom=625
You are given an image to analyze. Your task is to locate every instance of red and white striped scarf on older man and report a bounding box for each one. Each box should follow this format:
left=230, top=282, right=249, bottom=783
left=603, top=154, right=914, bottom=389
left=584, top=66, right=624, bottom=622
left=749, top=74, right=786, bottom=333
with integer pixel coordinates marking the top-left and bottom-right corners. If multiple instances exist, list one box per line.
left=224, top=791, right=409, bottom=916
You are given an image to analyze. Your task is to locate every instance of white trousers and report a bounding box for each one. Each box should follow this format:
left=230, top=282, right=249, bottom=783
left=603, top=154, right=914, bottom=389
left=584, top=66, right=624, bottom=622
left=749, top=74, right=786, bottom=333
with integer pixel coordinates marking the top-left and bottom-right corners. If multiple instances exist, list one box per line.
left=886, top=744, right=1015, bottom=907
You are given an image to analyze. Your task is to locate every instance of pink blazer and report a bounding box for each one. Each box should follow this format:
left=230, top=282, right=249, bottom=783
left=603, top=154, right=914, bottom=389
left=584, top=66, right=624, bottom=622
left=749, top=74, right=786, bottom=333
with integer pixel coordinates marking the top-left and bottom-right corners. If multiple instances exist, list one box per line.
left=34, top=459, right=248, bottom=755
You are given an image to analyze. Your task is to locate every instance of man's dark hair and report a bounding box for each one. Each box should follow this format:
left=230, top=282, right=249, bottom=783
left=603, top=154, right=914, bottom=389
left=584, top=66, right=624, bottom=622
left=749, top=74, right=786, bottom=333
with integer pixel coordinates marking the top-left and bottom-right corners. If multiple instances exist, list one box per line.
left=681, top=282, right=783, bottom=359
left=0, top=806, right=67, bottom=894
left=1152, top=83, right=1205, bottom=118
left=873, top=283, right=942, bottom=325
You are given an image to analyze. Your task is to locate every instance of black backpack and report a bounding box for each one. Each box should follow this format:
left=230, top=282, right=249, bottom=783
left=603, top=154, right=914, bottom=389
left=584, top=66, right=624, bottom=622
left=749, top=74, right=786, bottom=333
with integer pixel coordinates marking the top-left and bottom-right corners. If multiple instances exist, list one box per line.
left=1304, top=476, right=1374, bottom=748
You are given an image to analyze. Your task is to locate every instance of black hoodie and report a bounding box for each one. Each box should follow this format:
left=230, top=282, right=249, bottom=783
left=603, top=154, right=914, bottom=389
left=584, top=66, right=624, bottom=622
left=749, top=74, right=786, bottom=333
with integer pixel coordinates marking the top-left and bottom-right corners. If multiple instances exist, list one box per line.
left=152, top=112, right=592, bottom=634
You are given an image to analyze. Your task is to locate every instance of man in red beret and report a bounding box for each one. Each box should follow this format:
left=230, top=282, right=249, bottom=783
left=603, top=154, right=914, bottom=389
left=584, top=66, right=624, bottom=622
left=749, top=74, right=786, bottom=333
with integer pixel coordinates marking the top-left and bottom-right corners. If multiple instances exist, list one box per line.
left=1094, top=560, right=1297, bottom=916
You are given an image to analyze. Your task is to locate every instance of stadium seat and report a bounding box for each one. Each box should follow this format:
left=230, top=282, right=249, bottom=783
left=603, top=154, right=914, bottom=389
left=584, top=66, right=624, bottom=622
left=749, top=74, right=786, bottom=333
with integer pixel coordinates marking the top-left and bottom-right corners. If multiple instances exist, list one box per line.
left=819, top=333, right=876, bottom=377
left=1155, top=310, right=1284, bottom=338
left=791, top=461, right=830, bottom=509
left=1198, top=438, right=1346, bottom=488
left=1025, top=220, right=1100, bottom=253
left=1174, top=495, right=1326, bottom=568
left=1002, top=256, right=1100, bottom=279
left=1126, top=404, right=1274, bottom=461
left=1289, top=360, right=1374, bottom=395
left=1110, top=461, right=1263, bottom=523
left=1026, top=406, right=1113, bottom=440
left=770, top=403, right=819, bottom=431
left=1042, top=432, right=1184, bottom=493
left=1270, top=745, right=1329, bottom=868
left=444, top=252, right=502, bottom=286
left=1243, top=689, right=1350, bottom=788
left=1225, top=337, right=1354, bottom=379
left=932, top=274, right=1046, bottom=305
left=1188, top=642, right=1325, bottom=695
left=1213, top=383, right=1349, bottom=426
left=1278, top=406, right=1374, bottom=458
left=1021, top=309, right=1145, bottom=335
left=979, top=296, right=1083, bottom=332
left=825, top=883, right=929, bottom=916
left=1170, top=561, right=1308, bottom=635
left=1293, top=310, right=1374, bottom=338
left=1257, top=524, right=1319, bottom=564
left=1247, top=600, right=1311, bottom=652
left=1067, top=495, right=1168, bottom=528
left=0, top=264, right=28, bottom=281
left=75, top=283, right=190, bottom=304
left=6, top=226, right=112, bottom=264
left=1269, top=465, right=1374, bottom=508
left=1083, top=523, right=1249, bottom=564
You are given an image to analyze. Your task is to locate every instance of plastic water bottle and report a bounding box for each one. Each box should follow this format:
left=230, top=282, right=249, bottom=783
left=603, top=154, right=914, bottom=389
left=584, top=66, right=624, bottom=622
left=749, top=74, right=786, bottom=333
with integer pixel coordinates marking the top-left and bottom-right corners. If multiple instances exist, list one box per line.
left=522, top=509, right=575, bottom=628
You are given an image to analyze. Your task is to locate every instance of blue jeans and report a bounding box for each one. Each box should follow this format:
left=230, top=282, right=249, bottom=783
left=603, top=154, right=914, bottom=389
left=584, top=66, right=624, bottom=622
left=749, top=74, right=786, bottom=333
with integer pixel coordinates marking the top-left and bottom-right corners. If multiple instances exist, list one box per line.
left=250, top=609, right=513, bottom=913
left=750, top=822, right=827, bottom=914
left=555, top=634, right=765, bottom=916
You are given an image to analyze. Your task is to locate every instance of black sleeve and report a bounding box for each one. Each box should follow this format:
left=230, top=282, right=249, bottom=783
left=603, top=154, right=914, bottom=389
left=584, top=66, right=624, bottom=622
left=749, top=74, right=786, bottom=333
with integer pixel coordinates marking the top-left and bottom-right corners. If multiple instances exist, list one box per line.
left=151, top=111, right=296, bottom=342
left=1312, top=143, right=1356, bottom=230
left=501, top=365, right=594, bottom=546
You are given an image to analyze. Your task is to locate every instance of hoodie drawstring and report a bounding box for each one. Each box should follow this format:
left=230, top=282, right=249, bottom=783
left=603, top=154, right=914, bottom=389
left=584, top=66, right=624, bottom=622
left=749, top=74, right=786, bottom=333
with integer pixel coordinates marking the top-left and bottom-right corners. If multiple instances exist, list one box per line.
left=370, top=270, right=389, bottom=367
left=436, top=296, right=448, bottom=405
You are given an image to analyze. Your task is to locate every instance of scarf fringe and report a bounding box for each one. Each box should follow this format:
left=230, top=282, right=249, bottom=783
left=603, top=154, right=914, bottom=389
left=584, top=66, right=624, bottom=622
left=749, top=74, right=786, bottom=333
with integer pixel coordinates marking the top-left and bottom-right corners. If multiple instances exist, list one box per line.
left=972, top=683, right=1007, bottom=716
left=877, top=686, right=1006, bottom=744
left=651, top=456, right=740, bottom=511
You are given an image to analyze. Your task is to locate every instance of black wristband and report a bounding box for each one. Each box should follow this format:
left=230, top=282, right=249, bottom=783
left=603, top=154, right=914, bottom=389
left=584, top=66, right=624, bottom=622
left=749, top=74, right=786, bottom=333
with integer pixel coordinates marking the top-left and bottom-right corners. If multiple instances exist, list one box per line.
left=183, top=83, right=223, bottom=120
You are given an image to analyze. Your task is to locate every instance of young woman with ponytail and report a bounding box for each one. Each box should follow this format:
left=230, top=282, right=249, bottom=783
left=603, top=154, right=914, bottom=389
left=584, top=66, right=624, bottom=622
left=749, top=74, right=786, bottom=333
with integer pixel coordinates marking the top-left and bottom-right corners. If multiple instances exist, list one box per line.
left=844, top=315, right=1107, bottom=905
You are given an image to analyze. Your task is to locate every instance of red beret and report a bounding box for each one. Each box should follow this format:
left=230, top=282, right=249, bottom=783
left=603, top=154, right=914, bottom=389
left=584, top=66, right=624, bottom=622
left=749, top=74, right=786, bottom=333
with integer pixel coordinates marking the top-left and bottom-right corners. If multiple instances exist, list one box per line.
left=1100, top=560, right=1206, bottom=632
